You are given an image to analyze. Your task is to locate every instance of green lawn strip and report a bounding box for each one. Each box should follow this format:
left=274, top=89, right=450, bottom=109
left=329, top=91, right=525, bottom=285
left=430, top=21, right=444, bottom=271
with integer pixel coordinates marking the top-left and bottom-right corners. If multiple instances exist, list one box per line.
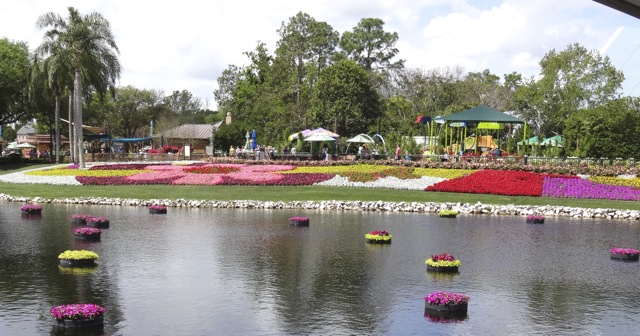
left=0, top=162, right=58, bottom=173
left=1, top=182, right=639, bottom=211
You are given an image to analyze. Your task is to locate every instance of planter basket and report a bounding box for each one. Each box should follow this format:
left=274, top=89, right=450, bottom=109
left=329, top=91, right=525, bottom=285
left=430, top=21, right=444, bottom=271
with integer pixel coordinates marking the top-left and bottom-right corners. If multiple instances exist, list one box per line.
left=366, top=238, right=391, bottom=244
left=425, top=302, right=468, bottom=314
left=289, top=219, right=309, bottom=226
left=610, top=253, right=639, bottom=261
left=70, top=218, right=87, bottom=225
left=439, top=214, right=457, bottom=218
left=73, top=232, right=101, bottom=241
left=21, top=209, right=42, bottom=215
left=149, top=208, right=167, bottom=214
left=87, top=220, right=109, bottom=228
left=526, top=218, right=544, bottom=224
left=59, top=259, right=97, bottom=268
left=427, top=265, right=459, bottom=273
left=55, top=316, right=104, bottom=328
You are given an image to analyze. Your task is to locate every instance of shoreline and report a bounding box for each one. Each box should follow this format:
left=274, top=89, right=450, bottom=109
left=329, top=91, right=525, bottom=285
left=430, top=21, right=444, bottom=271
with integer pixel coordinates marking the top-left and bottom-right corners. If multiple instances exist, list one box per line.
left=2, top=193, right=639, bottom=220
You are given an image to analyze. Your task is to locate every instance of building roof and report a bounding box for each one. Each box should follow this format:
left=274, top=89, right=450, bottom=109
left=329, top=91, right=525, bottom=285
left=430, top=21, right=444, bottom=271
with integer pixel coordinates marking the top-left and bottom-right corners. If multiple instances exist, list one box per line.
left=441, top=105, right=525, bottom=124
left=17, top=123, right=36, bottom=135
left=594, top=0, right=640, bottom=19
left=159, top=122, right=223, bottom=139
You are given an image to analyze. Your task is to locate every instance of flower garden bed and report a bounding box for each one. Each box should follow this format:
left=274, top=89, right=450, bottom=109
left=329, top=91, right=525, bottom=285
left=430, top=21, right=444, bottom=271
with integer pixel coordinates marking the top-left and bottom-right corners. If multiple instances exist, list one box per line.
left=438, top=210, right=459, bottom=218
left=50, top=303, right=105, bottom=328
left=17, top=161, right=640, bottom=202
left=610, top=248, right=640, bottom=261
left=424, top=291, right=470, bottom=314
left=289, top=216, right=310, bottom=226
left=526, top=215, right=545, bottom=224
left=365, top=230, right=392, bottom=244
left=86, top=217, right=110, bottom=228
left=70, top=214, right=92, bottom=225
left=149, top=205, right=167, bottom=214
left=21, top=204, right=42, bottom=215
left=73, top=227, right=101, bottom=241
left=58, top=250, right=99, bottom=268
left=426, top=253, right=461, bottom=273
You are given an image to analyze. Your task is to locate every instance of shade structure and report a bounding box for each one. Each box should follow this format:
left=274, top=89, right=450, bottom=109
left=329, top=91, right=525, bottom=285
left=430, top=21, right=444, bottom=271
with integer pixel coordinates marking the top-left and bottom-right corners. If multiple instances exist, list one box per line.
left=290, top=128, right=340, bottom=141
left=346, top=134, right=374, bottom=143
left=516, top=136, right=541, bottom=146
left=15, top=142, right=36, bottom=149
left=540, top=135, right=563, bottom=147
left=441, top=105, right=524, bottom=124
left=304, top=134, right=336, bottom=142
left=6, top=142, right=17, bottom=149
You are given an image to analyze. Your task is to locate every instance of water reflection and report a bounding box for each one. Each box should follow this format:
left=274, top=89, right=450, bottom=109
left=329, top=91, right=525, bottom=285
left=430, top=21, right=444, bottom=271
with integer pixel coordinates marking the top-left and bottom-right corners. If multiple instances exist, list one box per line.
left=0, top=203, right=639, bottom=335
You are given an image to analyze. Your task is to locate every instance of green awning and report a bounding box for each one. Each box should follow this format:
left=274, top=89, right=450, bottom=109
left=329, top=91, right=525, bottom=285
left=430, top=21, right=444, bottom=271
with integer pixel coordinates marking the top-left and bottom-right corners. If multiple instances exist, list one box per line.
left=441, top=105, right=524, bottom=124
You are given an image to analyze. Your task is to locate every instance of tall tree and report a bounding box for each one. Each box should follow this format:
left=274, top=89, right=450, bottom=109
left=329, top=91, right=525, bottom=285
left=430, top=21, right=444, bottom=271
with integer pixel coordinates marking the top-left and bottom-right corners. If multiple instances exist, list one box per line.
left=313, top=59, right=381, bottom=136
left=36, top=6, right=121, bottom=167
left=339, top=18, right=404, bottom=71
left=0, top=38, right=31, bottom=124
left=514, top=43, right=624, bottom=135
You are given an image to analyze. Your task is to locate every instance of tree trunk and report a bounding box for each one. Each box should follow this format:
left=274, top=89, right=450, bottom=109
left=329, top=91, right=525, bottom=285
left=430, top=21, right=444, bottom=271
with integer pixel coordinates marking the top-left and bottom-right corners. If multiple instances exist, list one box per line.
left=54, top=93, right=60, bottom=163
left=68, top=92, right=75, bottom=163
left=74, top=69, right=85, bottom=168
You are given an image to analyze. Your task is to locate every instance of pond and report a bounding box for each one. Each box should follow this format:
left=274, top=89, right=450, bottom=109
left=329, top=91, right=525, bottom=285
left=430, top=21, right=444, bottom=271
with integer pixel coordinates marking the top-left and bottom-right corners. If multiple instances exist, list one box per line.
left=0, top=202, right=639, bottom=335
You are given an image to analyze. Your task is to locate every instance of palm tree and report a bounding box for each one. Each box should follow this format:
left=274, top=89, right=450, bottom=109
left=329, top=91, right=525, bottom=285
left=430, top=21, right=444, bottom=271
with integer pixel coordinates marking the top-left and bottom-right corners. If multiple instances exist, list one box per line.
left=36, top=6, right=120, bottom=167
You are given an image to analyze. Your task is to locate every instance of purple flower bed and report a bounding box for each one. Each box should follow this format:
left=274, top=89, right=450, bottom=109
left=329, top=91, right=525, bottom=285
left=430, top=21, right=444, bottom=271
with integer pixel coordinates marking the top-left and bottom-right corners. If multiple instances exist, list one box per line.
left=218, top=173, right=333, bottom=186
left=542, top=177, right=640, bottom=201
left=21, top=204, right=43, bottom=211
left=610, top=248, right=640, bottom=255
left=425, top=291, right=470, bottom=305
left=74, top=227, right=101, bottom=236
left=50, top=303, right=105, bottom=320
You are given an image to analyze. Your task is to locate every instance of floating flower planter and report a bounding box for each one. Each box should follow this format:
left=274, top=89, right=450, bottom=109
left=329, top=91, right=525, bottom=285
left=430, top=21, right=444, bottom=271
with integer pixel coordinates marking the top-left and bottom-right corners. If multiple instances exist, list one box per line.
left=365, top=230, right=392, bottom=244
left=70, top=214, right=92, bottom=225
left=86, top=216, right=109, bottom=228
left=58, top=265, right=98, bottom=275
left=424, top=291, right=470, bottom=315
left=149, top=205, right=167, bottom=214
left=289, top=216, right=310, bottom=226
left=21, top=204, right=43, bottom=215
left=526, top=215, right=545, bottom=224
left=73, top=227, right=101, bottom=241
left=50, top=303, right=105, bottom=328
left=58, top=250, right=99, bottom=268
left=438, top=210, right=459, bottom=218
left=610, top=247, right=640, bottom=261
left=426, top=253, right=461, bottom=273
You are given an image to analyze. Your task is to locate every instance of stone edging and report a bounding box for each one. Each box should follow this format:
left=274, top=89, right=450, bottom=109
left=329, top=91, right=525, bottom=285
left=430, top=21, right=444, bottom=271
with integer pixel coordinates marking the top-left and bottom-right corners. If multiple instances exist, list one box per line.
left=2, top=193, right=639, bottom=220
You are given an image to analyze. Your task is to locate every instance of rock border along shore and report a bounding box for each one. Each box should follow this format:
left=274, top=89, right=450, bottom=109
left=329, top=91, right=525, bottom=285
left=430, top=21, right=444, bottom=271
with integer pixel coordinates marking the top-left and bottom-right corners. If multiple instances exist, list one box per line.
left=2, top=193, right=638, bottom=220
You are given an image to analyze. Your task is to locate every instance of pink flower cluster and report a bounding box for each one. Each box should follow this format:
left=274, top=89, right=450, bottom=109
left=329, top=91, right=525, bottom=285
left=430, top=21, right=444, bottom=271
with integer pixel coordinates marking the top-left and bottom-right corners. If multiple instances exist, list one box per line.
left=368, top=230, right=390, bottom=236
left=73, top=227, right=101, bottom=236
left=149, top=205, right=167, bottom=210
left=432, top=253, right=456, bottom=262
left=610, top=248, right=640, bottom=255
left=526, top=215, right=545, bottom=221
left=87, top=216, right=109, bottom=224
left=50, top=303, right=105, bottom=320
left=21, top=204, right=43, bottom=211
left=425, top=291, right=470, bottom=305
left=289, top=216, right=310, bottom=221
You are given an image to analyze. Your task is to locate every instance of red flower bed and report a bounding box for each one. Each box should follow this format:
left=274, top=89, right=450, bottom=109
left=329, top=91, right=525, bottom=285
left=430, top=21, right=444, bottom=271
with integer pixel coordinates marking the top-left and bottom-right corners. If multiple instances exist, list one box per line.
left=76, top=176, right=183, bottom=185
left=425, top=170, right=576, bottom=197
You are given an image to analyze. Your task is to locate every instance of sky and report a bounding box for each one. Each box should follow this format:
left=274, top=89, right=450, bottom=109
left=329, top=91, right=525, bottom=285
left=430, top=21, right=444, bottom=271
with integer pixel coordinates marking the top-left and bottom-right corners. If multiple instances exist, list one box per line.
left=1, top=0, right=640, bottom=110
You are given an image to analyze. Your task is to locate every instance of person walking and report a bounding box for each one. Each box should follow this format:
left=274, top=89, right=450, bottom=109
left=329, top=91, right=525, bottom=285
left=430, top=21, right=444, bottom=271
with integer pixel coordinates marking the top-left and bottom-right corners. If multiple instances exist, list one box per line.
left=395, top=144, right=402, bottom=160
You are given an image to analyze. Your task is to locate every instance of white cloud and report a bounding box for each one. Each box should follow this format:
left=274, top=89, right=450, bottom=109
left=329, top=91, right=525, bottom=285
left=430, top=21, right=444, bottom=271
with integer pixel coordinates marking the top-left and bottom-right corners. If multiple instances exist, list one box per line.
left=1, top=0, right=640, bottom=109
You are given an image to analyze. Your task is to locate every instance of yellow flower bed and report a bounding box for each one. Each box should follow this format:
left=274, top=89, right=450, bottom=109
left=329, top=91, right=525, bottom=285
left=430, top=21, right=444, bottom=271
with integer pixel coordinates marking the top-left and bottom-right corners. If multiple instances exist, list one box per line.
left=412, top=168, right=475, bottom=179
left=26, top=169, right=151, bottom=177
left=425, top=259, right=461, bottom=267
left=589, top=176, right=640, bottom=188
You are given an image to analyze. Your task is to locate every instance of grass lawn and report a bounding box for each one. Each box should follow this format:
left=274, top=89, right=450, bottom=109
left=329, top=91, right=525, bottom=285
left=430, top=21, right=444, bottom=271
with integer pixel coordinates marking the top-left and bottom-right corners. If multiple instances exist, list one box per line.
left=1, top=162, right=639, bottom=210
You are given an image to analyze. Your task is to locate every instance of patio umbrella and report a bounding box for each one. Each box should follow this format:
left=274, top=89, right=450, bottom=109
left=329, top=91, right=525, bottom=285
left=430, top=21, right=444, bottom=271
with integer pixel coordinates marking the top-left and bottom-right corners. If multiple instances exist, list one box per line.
left=6, top=142, right=17, bottom=149
left=346, top=134, right=374, bottom=143
left=308, top=127, right=340, bottom=138
left=304, top=134, right=336, bottom=142
left=15, top=143, right=36, bottom=149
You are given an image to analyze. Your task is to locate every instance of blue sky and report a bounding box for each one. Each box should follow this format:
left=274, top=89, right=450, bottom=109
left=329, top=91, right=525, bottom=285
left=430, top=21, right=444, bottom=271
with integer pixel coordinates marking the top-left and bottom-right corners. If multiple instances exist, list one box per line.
left=1, top=0, right=639, bottom=108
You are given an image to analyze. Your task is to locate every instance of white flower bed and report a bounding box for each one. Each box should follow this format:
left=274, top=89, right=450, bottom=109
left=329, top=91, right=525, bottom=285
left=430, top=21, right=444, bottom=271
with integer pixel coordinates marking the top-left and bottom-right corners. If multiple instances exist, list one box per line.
left=314, top=175, right=447, bottom=190
left=0, top=166, right=81, bottom=186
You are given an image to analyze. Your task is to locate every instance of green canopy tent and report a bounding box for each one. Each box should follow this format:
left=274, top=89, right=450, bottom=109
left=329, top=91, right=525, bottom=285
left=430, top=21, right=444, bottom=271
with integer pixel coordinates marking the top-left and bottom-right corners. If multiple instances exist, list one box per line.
left=440, top=105, right=526, bottom=154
